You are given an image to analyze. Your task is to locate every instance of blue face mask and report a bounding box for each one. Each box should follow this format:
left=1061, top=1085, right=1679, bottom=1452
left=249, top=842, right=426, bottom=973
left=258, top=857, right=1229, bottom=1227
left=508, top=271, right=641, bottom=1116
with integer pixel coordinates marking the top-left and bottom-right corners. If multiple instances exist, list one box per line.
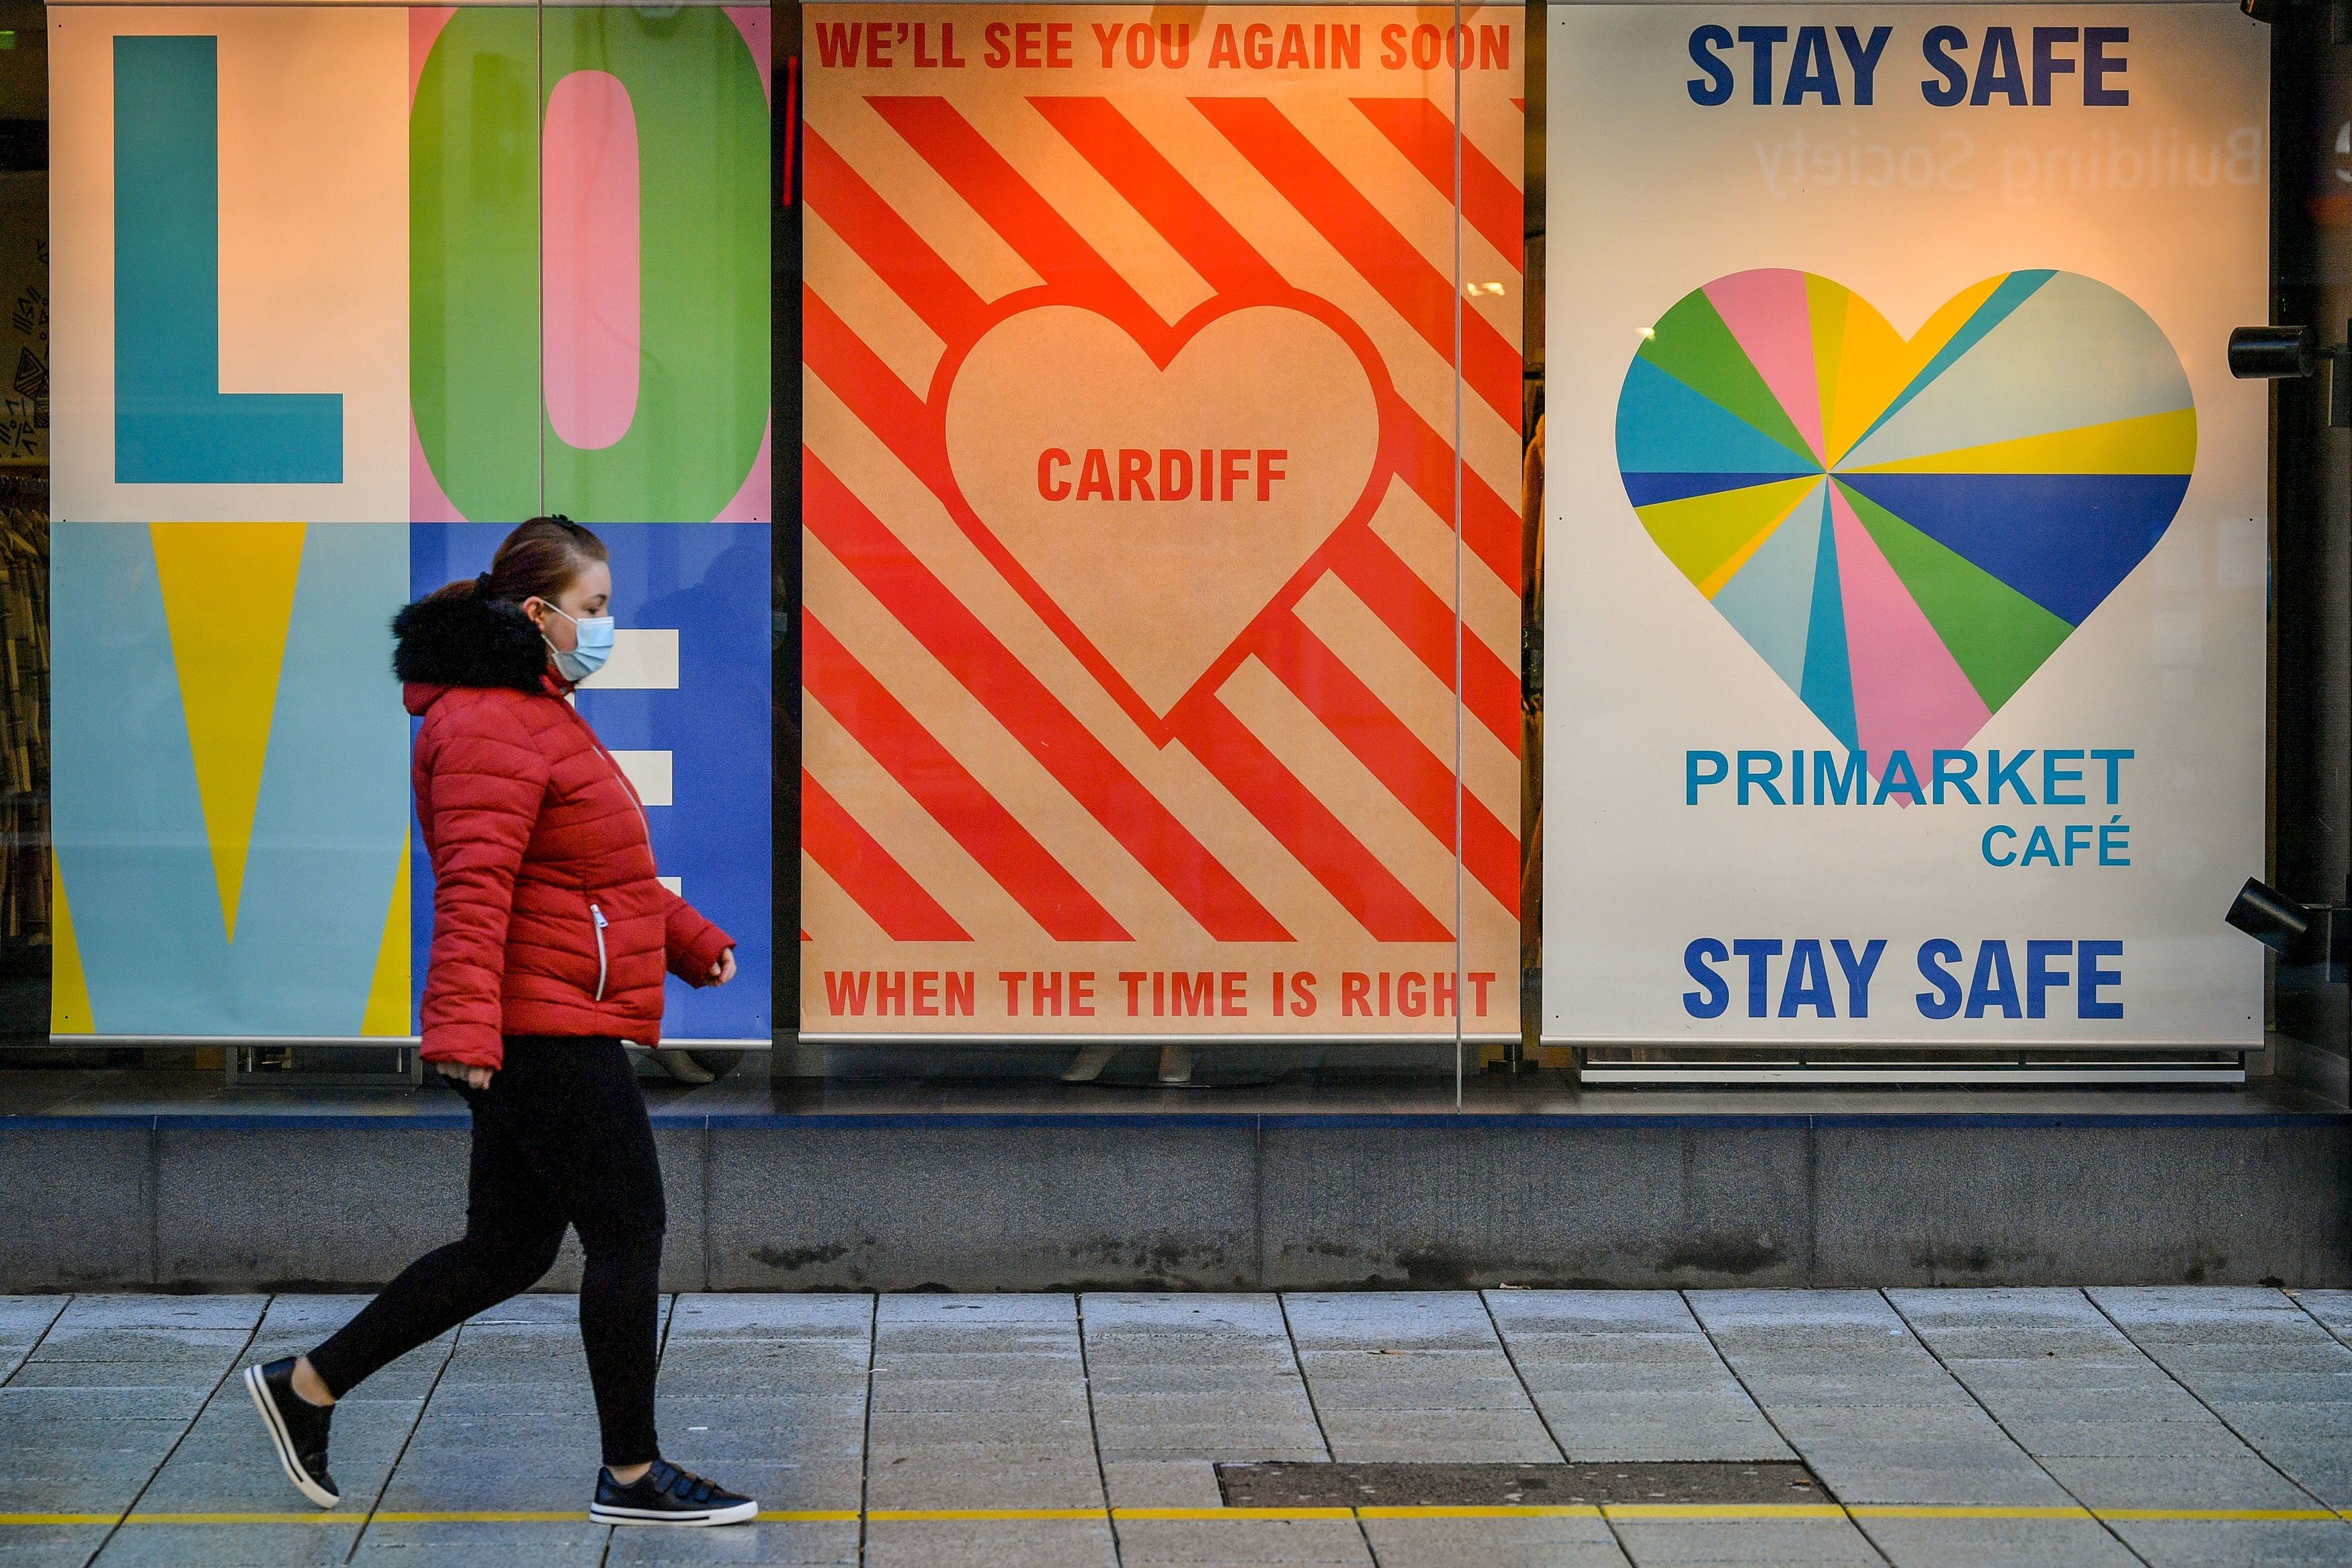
left=541, top=601, right=616, bottom=683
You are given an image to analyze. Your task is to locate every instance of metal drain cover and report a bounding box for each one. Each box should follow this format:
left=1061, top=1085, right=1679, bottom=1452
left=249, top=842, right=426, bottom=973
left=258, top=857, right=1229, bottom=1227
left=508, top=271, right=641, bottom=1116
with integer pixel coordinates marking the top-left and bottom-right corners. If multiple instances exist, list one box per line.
left=1216, top=1461, right=1829, bottom=1508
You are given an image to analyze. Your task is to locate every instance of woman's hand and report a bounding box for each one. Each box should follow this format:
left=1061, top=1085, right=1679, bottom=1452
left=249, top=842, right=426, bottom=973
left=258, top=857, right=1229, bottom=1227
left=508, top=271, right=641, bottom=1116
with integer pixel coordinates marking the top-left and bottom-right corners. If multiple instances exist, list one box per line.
left=708, top=947, right=737, bottom=986
left=438, top=1062, right=494, bottom=1090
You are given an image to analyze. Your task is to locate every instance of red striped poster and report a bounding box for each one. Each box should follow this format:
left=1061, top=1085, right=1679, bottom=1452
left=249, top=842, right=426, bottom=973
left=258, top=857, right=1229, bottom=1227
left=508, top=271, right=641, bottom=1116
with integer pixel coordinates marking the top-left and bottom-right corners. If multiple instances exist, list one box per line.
left=801, top=4, right=1523, bottom=1039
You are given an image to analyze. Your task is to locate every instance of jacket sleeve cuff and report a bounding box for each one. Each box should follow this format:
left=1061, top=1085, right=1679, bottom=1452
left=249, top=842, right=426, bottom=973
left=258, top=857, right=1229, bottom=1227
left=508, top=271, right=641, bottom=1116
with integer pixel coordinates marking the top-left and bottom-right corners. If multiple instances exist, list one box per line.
left=669, top=920, right=735, bottom=986
left=421, top=1024, right=505, bottom=1070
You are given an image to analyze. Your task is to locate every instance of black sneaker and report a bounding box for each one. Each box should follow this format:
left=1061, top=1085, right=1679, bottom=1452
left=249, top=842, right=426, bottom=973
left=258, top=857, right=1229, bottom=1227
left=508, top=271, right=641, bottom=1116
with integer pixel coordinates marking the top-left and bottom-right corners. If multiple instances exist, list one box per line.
left=590, top=1458, right=758, bottom=1526
left=243, top=1359, right=339, bottom=1508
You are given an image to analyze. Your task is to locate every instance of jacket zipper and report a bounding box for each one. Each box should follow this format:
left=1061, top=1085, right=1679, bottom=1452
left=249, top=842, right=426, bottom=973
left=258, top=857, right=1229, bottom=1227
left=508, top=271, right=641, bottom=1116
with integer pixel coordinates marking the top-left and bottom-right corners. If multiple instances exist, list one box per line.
left=564, top=704, right=653, bottom=844
left=605, top=753, right=650, bottom=840
left=560, top=703, right=634, bottom=1005
left=590, top=902, right=609, bottom=1001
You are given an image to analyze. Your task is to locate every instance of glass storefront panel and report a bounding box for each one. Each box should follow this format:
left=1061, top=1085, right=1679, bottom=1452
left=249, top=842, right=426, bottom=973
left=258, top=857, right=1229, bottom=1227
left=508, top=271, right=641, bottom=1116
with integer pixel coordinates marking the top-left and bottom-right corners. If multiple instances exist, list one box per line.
left=1542, top=5, right=2270, bottom=1084
left=22, top=0, right=2295, bottom=1097
left=21, top=0, right=1543, bottom=1095
left=50, top=6, right=413, bottom=1047
left=412, top=4, right=541, bottom=526
left=538, top=3, right=771, bottom=523
left=791, top=3, right=1519, bottom=1099
left=41, top=1, right=775, bottom=1071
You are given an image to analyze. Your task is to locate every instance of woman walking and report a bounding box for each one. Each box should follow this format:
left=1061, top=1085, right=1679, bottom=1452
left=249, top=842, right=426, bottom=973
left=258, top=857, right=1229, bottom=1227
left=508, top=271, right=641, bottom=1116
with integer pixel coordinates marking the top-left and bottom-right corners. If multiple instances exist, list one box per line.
left=242, top=517, right=757, bottom=1526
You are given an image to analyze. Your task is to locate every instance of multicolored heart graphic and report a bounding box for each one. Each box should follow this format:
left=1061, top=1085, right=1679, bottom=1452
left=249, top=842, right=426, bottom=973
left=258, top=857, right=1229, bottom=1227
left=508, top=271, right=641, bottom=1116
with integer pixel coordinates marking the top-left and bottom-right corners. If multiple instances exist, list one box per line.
left=1617, top=269, right=2195, bottom=766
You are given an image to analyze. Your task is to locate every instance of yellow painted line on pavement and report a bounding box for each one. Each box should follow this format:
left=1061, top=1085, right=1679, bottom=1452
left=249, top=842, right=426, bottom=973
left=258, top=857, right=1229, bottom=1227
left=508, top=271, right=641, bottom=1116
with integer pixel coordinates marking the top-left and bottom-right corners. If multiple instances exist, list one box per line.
left=2096, top=1508, right=2346, bottom=1522
left=1359, top=1505, right=1605, bottom=1518
left=116, top=1513, right=349, bottom=1525
left=867, top=1508, right=1105, bottom=1522
left=1118, top=1506, right=1357, bottom=1520
left=1849, top=1506, right=2092, bottom=1520
left=366, top=1512, right=594, bottom=1523
left=1604, top=1503, right=1849, bottom=1520
left=3, top=1503, right=2349, bottom=1528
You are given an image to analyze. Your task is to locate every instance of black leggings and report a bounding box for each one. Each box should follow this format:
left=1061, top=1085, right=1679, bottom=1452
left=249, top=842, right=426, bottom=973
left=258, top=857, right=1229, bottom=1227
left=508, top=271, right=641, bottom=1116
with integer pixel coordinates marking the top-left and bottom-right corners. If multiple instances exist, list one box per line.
left=308, top=1036, right=665, bottom=1467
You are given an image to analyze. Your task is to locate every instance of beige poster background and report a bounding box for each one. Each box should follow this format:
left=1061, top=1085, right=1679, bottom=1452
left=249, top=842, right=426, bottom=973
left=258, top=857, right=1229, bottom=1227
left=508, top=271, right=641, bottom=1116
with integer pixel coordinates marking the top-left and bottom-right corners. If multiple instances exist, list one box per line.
left=800, top=4, right=1524, bottom=1037
left=49, top=6, right=408, bottom=523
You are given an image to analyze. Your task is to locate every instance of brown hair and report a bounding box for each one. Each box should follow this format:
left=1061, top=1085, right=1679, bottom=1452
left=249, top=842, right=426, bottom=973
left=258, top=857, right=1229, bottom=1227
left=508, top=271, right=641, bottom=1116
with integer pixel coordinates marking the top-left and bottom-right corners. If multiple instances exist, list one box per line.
left=424, top=517, right=609, bottom=607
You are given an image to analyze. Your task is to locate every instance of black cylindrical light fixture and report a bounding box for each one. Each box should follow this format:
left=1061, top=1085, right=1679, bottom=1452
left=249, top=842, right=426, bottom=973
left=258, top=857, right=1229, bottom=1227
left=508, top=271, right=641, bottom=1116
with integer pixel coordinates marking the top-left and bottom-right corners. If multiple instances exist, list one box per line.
left=2229, top=324, right=2318, bottom=380
left=2226, top=877, right=2312, bottom=953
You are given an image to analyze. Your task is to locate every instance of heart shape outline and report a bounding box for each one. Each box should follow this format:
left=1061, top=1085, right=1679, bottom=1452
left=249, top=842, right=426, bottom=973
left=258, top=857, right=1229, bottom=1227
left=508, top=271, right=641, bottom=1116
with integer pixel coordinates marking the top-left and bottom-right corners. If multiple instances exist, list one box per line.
left=918, top=284, right=1405, bottom=746
left=1615, top=268, right=2197, bottom=767
left=944, top=301, right=1384, bottom=720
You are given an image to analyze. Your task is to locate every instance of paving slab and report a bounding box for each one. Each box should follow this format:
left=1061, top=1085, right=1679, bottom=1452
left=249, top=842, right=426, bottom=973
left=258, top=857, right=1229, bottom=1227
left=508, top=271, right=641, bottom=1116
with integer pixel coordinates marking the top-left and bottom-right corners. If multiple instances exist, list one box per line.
left=1083, top=1295, right=1323, bottom=1471
left=1687, top=1291, right=2071, bottom=1509
left=1886, top=1284, right=2287, bottom=1528
left=1608, top=1516, right=1887, bottom=1565
left=360, top=1296, right=673, bottom=1534
left=1486, top=1291, right=1793, bottom=1463
left=2, top=1293, right=260, bottom=1522
left=89, top=1520, right=366, bottom=1568
left=2039, top=1454, right=2322, bottom=1511
left=1282, top=1293, right=1560, bottom=1463
left=46, top=1295, right=271, bottom=1332
left=1358, top=1514, right=1631, bottom=1568
left=1104, top=1458, right=1226, bottom=1507
left=1113, top=1515, right=1372, bottom=1563
left=2298, top=1290, right=2352, bottom=1348
left=149, top=1293, right=457, bottom=1534
left=1845, top=1516, right=2140, bottom=1568
left=0, top=1294, right=67, bottom=1379
left=0, top=1525, right=133, bottom=1568
left=862, top=1516, right=1117, bottom=1568
left=603, top=1518, right=861, bottom=1565
left=2103, top=1518, right=2352, bottom=1567
left=650, top=1293, right=872, bottom=1497
left=347, top=1517, right=615, bottom=1565
left=2089, top=1286, right=2352, bottom=1508
left=866, top=1294, right=1103, bottom=1514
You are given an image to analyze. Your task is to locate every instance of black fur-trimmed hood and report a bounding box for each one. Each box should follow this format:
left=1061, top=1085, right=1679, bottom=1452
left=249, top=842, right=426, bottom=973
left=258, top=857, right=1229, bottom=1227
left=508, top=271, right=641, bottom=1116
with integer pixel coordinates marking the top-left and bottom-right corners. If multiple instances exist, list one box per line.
left=392, top=593, right=551, bottom=697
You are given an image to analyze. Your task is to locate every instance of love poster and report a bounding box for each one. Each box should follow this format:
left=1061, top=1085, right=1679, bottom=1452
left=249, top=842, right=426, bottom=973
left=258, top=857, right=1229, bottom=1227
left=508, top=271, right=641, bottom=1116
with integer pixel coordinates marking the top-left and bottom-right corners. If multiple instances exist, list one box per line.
left=800, top=5, right=1524, bottom=1039
left=1544, top=7, right=2268, bottom=1045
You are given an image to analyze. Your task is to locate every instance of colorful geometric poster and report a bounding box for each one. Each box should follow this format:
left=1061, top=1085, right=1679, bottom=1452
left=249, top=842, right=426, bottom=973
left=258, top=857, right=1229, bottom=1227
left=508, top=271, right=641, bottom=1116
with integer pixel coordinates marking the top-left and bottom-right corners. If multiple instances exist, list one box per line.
left=50, top=7, right=411, bottom=522
left=802, top=4, right=1524, bottom=1039
left=1547, top=7, right=2269, bottom=1045
left=411, top=524, right=773, bottom=1044
left=46, top=3, right=772, bottom=1039
left=410, top=5, right=773, bottom=525
left=50, top=522, right=413, bottom=1036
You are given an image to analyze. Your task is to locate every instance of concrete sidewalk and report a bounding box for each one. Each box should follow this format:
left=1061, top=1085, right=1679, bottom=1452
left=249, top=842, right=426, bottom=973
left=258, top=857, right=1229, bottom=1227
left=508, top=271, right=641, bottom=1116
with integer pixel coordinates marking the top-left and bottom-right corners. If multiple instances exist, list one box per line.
left=1, top=1289, right=2349, bottom=1567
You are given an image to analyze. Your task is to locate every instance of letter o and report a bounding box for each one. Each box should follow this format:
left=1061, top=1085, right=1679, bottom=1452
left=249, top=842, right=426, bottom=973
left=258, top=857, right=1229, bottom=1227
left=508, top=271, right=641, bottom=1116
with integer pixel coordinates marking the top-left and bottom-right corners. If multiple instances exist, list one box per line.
left=414, top=6, right=769, bottom=522
left=1412, top=24, right=1442, bottom=69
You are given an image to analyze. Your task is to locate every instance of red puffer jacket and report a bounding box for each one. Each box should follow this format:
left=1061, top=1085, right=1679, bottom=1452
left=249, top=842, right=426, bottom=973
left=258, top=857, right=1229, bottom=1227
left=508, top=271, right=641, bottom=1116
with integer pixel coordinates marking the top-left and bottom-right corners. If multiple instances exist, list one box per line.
left=392, top=591, right=733, bottom=1069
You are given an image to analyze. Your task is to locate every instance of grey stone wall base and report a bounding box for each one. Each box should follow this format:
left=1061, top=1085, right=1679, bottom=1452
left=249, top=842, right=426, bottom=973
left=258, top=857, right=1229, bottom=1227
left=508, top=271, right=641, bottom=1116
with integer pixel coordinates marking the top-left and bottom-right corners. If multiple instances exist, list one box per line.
left=2275, top=1033, right=2352, bottom=1107
left=5, top=1120, right=2345, bottom=1292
